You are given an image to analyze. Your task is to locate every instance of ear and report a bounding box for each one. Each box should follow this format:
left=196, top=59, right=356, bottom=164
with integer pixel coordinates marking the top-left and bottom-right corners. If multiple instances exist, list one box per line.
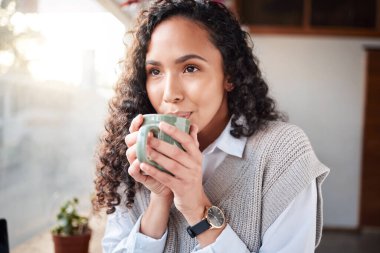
left=223, top=75, right=235, bottom=92
left=224, top=81, right=235, bottom=92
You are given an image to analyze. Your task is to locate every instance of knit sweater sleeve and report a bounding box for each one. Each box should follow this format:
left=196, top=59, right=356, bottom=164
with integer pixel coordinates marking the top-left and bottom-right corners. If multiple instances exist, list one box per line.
left=260, top=123, right=329, bottom=247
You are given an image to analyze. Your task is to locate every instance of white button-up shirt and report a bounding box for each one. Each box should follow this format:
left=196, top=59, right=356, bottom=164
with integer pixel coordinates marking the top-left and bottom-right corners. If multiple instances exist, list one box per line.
left=102, top=121, right=317, bottom=252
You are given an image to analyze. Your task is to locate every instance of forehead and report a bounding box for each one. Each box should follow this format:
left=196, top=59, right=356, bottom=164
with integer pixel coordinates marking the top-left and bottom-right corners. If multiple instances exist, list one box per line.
left=146, top=16, right=220, bottom=60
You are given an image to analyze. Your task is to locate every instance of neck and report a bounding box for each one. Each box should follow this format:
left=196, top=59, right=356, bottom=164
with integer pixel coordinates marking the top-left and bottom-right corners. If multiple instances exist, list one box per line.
left=198, top=93, right=230, bottom=152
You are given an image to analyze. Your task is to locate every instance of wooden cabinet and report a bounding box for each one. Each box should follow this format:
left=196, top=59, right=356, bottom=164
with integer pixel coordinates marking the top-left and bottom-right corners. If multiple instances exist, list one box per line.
left=239, top=0, right=304, bottom=26
left=236, top=0, right=380, bottom=37
left=360, top=48, right=380, bottom=227
left=311, top=0, right=377, bottom=28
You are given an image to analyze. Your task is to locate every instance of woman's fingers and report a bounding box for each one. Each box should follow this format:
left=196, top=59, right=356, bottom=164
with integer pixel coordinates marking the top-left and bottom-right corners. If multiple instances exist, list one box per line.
left=146, top=122, right=201, bottom=170
left=125, top=132, right=138, bottom=148
left=146, top=146, right=185, bottom=178
left=140, top=162, right=178, bottom=189
left=128, top=160, right=171, bottom=195
left=148, top=137, right=196, bottom=169
left=126, top=132, right=154, bottom=161
left=126, top=145, right=137, bottom=164
left=158, top=121, right=201, bottom=158
left=125, top=114, right=143, bottom=147
left=128, top=159, right=147, bottom=184
left=129, top=114, right=143, bottom=133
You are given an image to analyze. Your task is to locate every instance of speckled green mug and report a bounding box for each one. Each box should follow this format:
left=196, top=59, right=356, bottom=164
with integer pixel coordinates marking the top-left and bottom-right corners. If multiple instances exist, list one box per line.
left=136, top=114, right=190, bottom=175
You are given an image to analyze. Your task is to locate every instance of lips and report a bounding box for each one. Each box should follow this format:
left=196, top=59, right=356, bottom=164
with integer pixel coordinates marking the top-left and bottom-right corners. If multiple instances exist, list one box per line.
left=168, top=111, right=192, bottom=119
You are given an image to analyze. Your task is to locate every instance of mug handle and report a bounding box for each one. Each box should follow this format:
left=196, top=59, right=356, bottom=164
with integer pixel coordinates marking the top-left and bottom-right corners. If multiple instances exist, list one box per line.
left=136, top=124, right=160, bottom=165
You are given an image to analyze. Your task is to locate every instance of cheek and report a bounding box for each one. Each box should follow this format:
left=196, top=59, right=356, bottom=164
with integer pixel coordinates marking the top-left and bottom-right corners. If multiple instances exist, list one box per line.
left=146, top=84, right=162, bottom=109
left=194, top=83, right=224, bottom=105
left=191, top=83, right=225, bottom=118
left=187, top=76, right=225, bottom=100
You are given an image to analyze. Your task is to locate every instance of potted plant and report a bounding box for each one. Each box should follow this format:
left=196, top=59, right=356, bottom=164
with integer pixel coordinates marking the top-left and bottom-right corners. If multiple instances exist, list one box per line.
left=51, top=198, right=91, bottom=253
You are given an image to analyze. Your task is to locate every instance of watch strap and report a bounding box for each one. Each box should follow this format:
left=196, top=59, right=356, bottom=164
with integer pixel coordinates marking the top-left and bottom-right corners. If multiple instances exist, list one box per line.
left=186, top=219, right=211, bottom=238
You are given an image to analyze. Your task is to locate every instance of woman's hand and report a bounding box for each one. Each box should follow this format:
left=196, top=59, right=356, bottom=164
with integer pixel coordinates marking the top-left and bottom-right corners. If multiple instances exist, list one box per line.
left=140, top=122, right=211, bottom=225
left=125, top=114, right=173, bottom=200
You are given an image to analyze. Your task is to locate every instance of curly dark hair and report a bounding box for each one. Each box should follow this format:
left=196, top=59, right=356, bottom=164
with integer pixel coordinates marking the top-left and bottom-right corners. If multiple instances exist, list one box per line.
left=93, top=0, right=286, bottom=214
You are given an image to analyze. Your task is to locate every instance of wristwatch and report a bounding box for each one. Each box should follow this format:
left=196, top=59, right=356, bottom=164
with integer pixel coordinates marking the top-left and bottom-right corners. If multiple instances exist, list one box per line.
left=186, top=206, right=226, bottom=238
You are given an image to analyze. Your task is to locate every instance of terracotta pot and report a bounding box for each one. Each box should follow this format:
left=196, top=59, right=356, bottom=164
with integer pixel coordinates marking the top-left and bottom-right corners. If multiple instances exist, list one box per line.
left=52, top=231, right=91, bottom=253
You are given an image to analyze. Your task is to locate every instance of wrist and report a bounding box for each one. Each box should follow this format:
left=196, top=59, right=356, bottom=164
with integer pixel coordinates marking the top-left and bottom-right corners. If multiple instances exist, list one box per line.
left=140, top=192, right=173, bottom=239
left=150, top=192, right=173, bottom=209
left=185, top=207, right=206, bottom=226
left=183, top=199, right=212, bottom=226
left=186, top=205, right=226, bottom=243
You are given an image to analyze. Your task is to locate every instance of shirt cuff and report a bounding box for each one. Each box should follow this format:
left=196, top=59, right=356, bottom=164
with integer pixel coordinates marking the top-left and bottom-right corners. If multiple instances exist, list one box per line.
left=118, top=214, right=168, bottom=253
left=191, top=224, right=249, bottom=253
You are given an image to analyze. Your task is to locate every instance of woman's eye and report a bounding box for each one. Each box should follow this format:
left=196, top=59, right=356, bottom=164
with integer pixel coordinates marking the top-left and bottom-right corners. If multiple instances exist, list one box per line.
left=184, top=65, right=199, bottom=73
left=149, top=69, right=160, bottom=76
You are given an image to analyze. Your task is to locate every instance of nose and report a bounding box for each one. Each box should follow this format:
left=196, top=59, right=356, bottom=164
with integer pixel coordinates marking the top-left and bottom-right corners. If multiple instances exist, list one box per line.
left=163, top=74, right=184, bottom=103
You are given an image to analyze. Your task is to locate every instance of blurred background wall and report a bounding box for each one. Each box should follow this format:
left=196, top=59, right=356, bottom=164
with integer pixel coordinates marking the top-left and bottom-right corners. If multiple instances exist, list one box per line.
left=253, top=36, right=380, bottom=228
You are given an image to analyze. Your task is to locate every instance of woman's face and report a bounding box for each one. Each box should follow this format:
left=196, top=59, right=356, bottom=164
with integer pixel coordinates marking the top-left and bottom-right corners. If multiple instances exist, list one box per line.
left=145, top=16, right=230, bottom=135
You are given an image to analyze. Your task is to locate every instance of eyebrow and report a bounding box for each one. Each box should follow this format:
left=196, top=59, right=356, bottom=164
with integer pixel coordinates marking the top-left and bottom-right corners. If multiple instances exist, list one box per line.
left=145, top=54, right=208, bottom=66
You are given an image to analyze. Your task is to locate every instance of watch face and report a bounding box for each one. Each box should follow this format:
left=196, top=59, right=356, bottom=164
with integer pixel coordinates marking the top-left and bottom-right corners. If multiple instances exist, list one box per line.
left=207, top=206, right=225, bottom=228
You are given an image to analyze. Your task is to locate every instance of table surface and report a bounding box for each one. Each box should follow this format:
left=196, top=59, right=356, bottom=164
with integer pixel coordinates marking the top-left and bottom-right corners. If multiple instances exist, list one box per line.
left=12, top=214, right=106, bottom=253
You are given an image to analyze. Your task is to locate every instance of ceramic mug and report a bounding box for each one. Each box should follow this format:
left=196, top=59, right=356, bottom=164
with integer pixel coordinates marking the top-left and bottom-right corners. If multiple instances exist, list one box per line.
left=136, top=114, right=190, bottom=175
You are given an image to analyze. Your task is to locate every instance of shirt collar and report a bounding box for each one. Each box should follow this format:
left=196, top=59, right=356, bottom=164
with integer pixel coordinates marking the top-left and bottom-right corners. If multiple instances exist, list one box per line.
left=202, top=118, right=247, bottom=158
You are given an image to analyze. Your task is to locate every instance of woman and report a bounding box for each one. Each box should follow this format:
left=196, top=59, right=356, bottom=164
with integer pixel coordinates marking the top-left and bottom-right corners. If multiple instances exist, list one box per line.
left=94, top=0, right=330, bottom=252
